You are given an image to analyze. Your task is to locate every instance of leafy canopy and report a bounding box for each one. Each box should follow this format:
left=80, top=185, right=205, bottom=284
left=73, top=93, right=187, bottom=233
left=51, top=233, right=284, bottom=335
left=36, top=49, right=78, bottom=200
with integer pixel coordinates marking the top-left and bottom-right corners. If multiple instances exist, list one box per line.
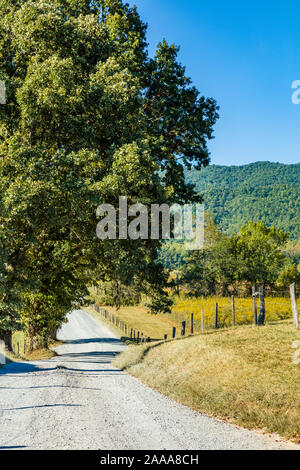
left=0, top=0, right=218, bottom=340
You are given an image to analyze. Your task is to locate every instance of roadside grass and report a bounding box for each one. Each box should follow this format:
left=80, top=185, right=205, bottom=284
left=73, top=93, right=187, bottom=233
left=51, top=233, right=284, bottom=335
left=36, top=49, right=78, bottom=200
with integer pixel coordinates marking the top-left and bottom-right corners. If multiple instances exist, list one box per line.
left=1, top=331, right=62, bottom=364
left=0, top=346, right=56, bottom=368
left=22, top=348, right=57, bottom=361
left=114, top=320, right=300, bottom=443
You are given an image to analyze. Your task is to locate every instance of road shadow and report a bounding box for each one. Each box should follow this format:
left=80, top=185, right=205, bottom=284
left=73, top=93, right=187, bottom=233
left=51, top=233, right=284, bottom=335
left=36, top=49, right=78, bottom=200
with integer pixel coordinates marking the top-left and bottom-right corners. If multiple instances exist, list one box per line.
left=0, top=335, right=127, bottom=375
left=55, top=350, right=120, bottom=361
left=0, top=362, right=56, bottom=376
left=0, top=384, right=103, bottom=391
left=54, top=367, right=123, bottom=374
left=2, top=403, right=82, bottom=411
left=0, top=446, right=27, bottom=449
left=63, top=337, right=123, bottom=345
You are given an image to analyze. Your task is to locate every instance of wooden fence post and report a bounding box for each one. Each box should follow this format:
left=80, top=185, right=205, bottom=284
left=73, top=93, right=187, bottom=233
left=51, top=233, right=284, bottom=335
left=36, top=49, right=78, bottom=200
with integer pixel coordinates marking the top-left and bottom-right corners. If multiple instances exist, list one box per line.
left=164, top=334, right=168, bottom=341
left=252, top=285, right=258, bottom=325
left=290, top=283, right=299, bottom=330
left=172, top=327, right=176, bottom=339
left=181, top=321, right=186, bottom=336
left=257, top=286, right=265, bottom=326
left=231, top=295, right=235, bottom=327
left=191, top=314, right=194, bottom=334
left=215, top=303, right=219, bottom=329
left=176, top=272, right=180, bottom=296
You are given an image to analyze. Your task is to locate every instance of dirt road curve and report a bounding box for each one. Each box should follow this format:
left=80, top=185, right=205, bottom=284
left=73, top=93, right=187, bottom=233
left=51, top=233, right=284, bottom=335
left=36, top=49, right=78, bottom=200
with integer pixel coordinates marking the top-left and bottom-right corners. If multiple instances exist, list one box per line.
left=0, top=310, right=296, bottom=450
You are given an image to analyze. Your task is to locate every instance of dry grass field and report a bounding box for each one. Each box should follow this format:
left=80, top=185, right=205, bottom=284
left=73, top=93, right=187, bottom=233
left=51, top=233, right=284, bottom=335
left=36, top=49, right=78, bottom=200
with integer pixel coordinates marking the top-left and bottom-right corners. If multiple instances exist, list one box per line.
left=114, top=320, right=300, bottom=443
left=87, top=296, right=299, bottom=441
left=85, top=305, right=185, bottom=340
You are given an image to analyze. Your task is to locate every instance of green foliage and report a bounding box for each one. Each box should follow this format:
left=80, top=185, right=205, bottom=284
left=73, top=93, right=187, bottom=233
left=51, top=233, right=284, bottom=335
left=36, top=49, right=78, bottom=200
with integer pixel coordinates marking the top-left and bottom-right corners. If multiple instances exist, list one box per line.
left=19, top=291, right=68, bottom=349
left=182, top=220, right=295, bottom=297
left=235, top=221, right=289, bottom=286
left=185, top=162, right=300, bottom=239
left=89, top=281, right=141, bottom=308
left=159, top=241, right=187, bottom=270
left=145, top=291, right=173, bottom=315
left=159, top=211, right=222, bottom=270
left=182, top=248, right=217, bottom=296
left=284, top=238, right=300, bottom=266
left=276, top=264, right=299, bottom=289
left=0, top=0, right=218, bottom=344
left=89, top=277, right=173, bottom=315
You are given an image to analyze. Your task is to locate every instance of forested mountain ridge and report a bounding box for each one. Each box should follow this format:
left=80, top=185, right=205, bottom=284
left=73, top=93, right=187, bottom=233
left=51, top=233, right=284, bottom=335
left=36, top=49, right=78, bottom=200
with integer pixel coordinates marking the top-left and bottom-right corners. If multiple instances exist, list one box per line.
left=185, top=162, right=300, bottom=238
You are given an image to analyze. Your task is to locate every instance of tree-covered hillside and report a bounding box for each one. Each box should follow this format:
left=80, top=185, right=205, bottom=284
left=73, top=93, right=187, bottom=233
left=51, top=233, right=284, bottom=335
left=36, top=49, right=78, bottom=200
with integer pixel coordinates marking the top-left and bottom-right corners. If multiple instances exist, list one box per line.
left=185, top=162, right=300, bottom=238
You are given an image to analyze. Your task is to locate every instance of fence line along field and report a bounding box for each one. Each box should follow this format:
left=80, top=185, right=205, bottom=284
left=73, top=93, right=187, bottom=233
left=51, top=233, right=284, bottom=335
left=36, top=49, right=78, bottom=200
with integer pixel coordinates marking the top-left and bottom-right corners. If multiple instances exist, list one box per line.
left=171, top=296, right=295, bottom=330
left=86, top=295, right=298, bottom=344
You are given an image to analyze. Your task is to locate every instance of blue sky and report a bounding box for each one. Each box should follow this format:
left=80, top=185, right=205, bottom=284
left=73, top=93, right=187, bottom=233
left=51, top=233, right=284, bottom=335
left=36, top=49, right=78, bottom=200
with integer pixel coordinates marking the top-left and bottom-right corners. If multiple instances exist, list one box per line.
left=132, top=0, right=300, bottom=166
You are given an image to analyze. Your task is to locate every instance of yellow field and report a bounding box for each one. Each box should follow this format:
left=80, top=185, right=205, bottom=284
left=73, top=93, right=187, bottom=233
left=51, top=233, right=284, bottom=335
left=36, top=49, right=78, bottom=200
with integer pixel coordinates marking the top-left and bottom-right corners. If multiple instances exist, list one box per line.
left=86, top=296, right=297, bottom=341
left=171, top=296, right=295, bottom=330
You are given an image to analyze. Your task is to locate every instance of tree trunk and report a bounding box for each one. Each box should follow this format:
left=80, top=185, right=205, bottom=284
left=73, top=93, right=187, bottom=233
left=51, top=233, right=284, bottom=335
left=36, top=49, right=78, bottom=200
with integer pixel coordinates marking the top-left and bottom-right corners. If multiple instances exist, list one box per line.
left=49, top=327, right=57, bottom=341
left=42, top=335, right=48, bottom=349
left=231, top=295, right=235, bottom=327
left=290, top=283, right=299, bottom=330
left=3, top=332, right=12, bottom=352
left=215, top=303, right=219, bottom=329
left=28, top=331, right=34, bottom=352
left=116, top=282, right=121, bottom=310
left=257, top=286, right=265, bottom=326
left=176, top=273, right=180, bottom=296
left=252, top=284, right=258, bottom=325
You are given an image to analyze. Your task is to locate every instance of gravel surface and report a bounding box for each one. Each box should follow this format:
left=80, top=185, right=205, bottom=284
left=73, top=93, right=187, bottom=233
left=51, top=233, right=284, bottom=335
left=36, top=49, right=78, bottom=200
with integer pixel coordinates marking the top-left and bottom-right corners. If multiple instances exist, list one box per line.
left=0, top=309, right=297, bottom=450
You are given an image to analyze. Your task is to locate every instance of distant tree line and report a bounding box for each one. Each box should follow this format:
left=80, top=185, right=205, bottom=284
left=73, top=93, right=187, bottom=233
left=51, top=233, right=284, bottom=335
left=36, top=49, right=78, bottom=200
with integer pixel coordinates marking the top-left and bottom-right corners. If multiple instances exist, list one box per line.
left=185, top=162, right=300, bottom=239
left=161, top=216, right=300, bottom=298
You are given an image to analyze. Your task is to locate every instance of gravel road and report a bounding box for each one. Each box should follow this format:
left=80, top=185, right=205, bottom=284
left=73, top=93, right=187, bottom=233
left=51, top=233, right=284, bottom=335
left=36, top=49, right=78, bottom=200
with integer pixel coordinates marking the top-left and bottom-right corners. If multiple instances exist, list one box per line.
left=0, top=309, right=297, bottom=450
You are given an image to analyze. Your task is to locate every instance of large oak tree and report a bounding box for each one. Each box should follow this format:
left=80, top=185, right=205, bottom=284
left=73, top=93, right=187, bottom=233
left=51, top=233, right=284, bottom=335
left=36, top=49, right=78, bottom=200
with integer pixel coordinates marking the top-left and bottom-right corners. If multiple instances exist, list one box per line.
left=0, top=0, right=218, bottom=348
